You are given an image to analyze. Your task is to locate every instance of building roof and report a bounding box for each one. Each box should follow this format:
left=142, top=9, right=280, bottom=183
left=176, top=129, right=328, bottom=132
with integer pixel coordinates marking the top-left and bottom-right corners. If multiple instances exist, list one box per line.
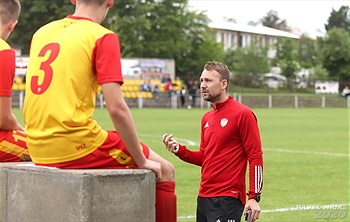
left=209, top=21, right=300, bottom=39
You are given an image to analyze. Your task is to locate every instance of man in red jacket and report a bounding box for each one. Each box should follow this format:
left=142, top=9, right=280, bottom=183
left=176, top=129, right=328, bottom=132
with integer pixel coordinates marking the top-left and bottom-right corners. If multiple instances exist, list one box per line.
left=163, top=61, right=263, bottom=222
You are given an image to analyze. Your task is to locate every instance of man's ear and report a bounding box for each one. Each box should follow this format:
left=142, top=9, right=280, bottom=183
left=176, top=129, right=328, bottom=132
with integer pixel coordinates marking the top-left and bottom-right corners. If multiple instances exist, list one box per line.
left=8, top=20, right=18, bottom=33
left=221, top=79, right=228, bottom=90
left=71, top=0, right=77, bottom=5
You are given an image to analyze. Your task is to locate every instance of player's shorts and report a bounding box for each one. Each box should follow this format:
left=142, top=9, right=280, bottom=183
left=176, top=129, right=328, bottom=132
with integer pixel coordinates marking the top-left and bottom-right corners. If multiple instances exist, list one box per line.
left=36, top=130, right=150, bottom=169
left=0, top=130, right=28, bottom=162
left=196, top=196, right=244, bottom=222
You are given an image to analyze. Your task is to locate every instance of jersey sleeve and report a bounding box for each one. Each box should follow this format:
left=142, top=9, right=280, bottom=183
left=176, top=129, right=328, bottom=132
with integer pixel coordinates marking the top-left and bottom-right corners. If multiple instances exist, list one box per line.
left=240, top=110, right=264, bottom=198
left=175, top=144, right=203, bottom=166
left=93, top=33, right=124, bottom=85
left=0, top=49, right=15, bottom=97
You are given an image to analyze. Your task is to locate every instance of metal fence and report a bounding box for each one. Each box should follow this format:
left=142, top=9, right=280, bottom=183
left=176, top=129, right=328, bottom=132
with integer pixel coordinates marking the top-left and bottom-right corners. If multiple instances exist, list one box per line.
left=12, top=91, right=350, bottom=109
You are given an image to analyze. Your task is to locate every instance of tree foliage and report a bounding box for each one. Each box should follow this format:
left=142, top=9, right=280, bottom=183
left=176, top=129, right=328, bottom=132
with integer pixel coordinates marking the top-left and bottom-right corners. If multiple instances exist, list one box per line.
left=317, top=28, right=350, bottom=82
left=8, top=0, right=223, bottom=80
left=325, top=6, right=349, bottom=32
left=296, top=35, right=318, bottom=69
left=261, top=10, right=289, bottom=31
left=273, top=37, right=300, bottom=90
left=231, top=40, right=270, bottom=77
left=8, top=1, right=74, bottom=54
left=108, top=0, right=221, bottom=79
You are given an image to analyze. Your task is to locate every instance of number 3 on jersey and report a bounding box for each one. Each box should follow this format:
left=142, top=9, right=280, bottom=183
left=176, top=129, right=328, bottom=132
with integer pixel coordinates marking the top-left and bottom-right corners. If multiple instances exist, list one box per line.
left=30, top=43, right=60, bottom=94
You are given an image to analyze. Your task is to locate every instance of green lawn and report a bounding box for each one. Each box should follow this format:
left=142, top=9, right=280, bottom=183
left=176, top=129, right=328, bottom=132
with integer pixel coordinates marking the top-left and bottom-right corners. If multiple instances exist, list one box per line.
left=13, top=107, right=349, bottom=221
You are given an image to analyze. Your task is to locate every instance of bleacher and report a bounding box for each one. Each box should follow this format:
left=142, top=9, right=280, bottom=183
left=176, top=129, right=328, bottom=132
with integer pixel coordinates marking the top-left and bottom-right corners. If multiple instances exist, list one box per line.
left=12, top=77, right=183, bottom=99
left=12, top=77, right=26, bottom=90
left=122, top=79, right=183, bottom=99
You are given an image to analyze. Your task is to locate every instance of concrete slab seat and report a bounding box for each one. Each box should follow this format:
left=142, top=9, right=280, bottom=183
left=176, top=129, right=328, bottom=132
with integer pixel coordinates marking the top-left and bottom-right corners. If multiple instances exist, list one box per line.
left=0, top=162, right=156, bottom=222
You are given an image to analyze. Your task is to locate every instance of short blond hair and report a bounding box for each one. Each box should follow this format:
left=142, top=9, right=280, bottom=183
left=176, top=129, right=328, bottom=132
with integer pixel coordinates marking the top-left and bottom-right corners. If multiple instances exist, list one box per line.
left=203, top=61, right=231, bottom=84
left=0, top=0, right=20, bottom=25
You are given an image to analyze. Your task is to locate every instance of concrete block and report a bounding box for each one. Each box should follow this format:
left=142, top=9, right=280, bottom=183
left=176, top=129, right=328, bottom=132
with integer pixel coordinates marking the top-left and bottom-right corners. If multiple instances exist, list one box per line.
left=0, top=162, right=156, bottom=222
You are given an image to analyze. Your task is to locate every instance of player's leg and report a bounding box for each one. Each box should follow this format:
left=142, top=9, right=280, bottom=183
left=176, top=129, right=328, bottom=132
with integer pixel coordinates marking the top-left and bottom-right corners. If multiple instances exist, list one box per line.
left=148, top=148, right=177, bottom=222
left=148, top=148, right=175, bottom=182
left=0, top=130, right=30, bottom=162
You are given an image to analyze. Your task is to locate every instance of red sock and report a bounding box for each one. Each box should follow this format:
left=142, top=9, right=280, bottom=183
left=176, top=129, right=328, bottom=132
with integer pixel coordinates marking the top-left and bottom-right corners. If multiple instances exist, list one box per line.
left=156, top=181, right=177, bottom=222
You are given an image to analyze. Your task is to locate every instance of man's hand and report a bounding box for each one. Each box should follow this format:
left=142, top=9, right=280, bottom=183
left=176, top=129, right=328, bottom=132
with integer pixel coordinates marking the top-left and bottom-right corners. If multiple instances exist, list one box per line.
left=243, top=199, right=261, bottom=222
left=162, top=133, right=179, bottom=153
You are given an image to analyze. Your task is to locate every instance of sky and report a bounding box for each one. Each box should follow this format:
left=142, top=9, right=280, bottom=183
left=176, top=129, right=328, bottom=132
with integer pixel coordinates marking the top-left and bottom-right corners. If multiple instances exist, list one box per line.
left=188, top=0, right=350, bottom=38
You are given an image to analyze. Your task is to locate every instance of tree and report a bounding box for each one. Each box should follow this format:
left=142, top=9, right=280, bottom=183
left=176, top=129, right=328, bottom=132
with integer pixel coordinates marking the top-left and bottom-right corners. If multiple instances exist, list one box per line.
left=108, top=0, right=220, bottom=79
left=261, top=10, right=289, bottom=31
left=230, top=40, right=270, bottom=87
left=325, top=6, right=349, bottom=32
left=8, top=1, right=74, bottom=54
left=317, top=28, right=350, bottom=84
left=178, top=27, right=226, bottom=79
left=296, top=35, right=318, bottom=69
left=274, top=37, right=300, bottom=90
left=9, top=0, right=221, bottom=79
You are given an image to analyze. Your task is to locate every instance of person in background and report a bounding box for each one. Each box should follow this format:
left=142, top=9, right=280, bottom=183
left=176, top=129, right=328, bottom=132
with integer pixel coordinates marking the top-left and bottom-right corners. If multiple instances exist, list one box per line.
left=341, top=86, right=350, bottom=97
left=188, top=79, right=199, bottom=108
left=140, top=80, right=151, bottom=91
left=0, top=0, right=30, bottom=162
left=179, top=86, right=186, bottom=108
left=163, top=61, right=263, bottom=222
left=23, top=1, right=176, bottom=221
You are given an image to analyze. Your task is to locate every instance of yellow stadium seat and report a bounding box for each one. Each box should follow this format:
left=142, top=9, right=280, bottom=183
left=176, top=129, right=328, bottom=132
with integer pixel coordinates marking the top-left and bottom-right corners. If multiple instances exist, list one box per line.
left=130, top=92, right=138, bottom=99
left=124, top=91, right=131, bottom=98
left=145, top=92, right=153, bottom=98
left=12, top=84, right=19, bottom=90
left=15, top=77, right=23, bottom=84
left=18, top=83, right=26, bottom=90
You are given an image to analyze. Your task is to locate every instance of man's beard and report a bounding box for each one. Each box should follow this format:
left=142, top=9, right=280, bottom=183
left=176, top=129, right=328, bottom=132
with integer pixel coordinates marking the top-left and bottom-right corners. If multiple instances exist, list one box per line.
left=203, top=92, right=220, bottom=103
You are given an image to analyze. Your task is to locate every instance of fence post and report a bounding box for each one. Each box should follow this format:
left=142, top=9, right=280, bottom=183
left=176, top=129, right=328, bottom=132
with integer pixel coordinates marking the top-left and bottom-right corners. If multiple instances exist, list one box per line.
left=138, top=93, right=143, bottom=109
left=238, top=94, right=242, bottom=103
left=171, top=93, right=177, bottom=109
left=268, top=94, right=272, bottom=109
left=322, top=96, right=326, bottom=108
left=294, top=95, right=298, bottom=109
left=99, top=93, right=104, bottom=109
left=233, top=93, right=237, bottom=101
left=19, top=90, right=24, bottom=109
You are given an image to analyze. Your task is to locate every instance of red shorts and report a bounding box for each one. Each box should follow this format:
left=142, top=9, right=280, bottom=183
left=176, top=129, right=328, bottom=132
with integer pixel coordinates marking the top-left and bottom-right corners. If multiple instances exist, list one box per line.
left=37, top=130, right=150, bottom=169
left=0, top=130, right=28, bottom=162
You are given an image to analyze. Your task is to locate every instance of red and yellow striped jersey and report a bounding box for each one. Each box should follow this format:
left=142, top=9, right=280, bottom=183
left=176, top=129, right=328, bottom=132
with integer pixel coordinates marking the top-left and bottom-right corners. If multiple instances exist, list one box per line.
left=23, top=16, right=123, bottom=164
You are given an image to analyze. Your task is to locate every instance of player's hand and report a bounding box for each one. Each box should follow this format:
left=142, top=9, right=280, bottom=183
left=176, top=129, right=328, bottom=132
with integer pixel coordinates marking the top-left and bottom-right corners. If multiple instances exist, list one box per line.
left=162, top=133, right=179, bottom=153
left=243, top=199, right=261, bottom=222
left=138, top=159, right=162, bottom=180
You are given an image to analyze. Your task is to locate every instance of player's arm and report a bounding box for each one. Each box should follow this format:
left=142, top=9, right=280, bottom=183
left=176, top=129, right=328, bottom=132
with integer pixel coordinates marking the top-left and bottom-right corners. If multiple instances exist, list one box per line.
left=162, top=133, right=204, bottom=166
left=101, top=82, right=161, bottom=178
left=241, top=111, right=263, bottom=222
left=0, top=96, right=24, bottom=131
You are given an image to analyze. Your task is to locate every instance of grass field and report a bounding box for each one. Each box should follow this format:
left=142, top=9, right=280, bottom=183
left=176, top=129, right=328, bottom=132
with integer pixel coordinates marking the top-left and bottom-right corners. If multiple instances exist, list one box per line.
left=13, top=107, right=349, bottom=221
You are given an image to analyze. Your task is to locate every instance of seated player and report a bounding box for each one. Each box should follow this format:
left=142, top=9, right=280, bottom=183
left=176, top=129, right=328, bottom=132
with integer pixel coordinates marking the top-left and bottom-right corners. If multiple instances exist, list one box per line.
left=0, top=0, right=30, bottom=162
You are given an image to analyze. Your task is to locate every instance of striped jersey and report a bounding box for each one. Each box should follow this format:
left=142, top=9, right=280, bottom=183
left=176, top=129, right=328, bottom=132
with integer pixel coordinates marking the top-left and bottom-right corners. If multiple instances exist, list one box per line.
left=23, top=16, right=123, bottom=164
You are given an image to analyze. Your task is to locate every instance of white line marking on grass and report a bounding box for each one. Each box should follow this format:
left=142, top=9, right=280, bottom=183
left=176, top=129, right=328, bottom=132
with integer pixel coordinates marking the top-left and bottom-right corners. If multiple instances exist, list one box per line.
left=178, top=203, right=350, bottom=220
left=264, top=148, right=350, bottom=157
left=139, top=134, right=199, bottom=146
left=178, top=215, right=195, bottom=220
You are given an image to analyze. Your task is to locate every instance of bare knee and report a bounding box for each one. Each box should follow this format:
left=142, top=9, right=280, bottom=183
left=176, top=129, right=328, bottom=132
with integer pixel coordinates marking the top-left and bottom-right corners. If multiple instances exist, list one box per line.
left=160, top=161, right=175, bottom=182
